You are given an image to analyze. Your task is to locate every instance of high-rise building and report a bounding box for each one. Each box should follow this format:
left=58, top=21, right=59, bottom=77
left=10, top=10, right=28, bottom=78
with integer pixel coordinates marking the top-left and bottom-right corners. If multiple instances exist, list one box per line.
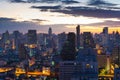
left=59, top=48, right=98, bottom=80
left=103, top=27, right=108, bottom=34
left=61, top=32, right=76, bottom=61
left=76, top=48, right=98, bottom=80
left=2, top=31, right=10, bottom=49
left=101, top=27, right=109, bottom=48
left=59, top=61, right=79, bottom=80
left=48, top=27, right=52, bottom=39
left=76, top=25, right=80, bottom=49
left=58, top=32, right=67, bottom=51
left=18, top=44, right=28, bottom=60
left=83, top=32, right=95, bottom=48
left=13, top=31, right=20, bottom=51
left=27, top=30, right=37, bottom=48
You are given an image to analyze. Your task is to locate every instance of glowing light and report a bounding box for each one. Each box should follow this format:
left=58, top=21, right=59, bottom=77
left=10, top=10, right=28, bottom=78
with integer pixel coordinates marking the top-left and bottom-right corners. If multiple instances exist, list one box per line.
left=42, top=67, right=50, bottom=76
left=29, top=44, right=37, bottom=48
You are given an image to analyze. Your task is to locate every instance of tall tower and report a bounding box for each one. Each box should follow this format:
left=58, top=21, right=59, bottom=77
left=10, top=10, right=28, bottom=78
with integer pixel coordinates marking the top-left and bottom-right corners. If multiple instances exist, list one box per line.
left=102, top=27, right=109, bottom=48
left=2, top=31, right=10, bottom=50
left=48, top=27, right=52, bottom=39
left=27, top=30, right=37, bottom=48
left=83, top=32, right=95, bottom=48
left=76, top=25, right=80, bottom=49
left=61, top=32, right=76, bottom=61
left=13, top=31, right=20, bottom=51
left=28, top=30, right=37, bottom=44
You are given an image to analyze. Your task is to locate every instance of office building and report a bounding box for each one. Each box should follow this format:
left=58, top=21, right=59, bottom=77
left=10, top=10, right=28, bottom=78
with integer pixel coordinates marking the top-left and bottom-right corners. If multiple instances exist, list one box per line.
left=61, top=32, right=76, bottom=61
left=27, top=30, right=37, bottom=48
left=76, top=25, right=80, bottom=49
left=83, top=32, right=95, bottom=48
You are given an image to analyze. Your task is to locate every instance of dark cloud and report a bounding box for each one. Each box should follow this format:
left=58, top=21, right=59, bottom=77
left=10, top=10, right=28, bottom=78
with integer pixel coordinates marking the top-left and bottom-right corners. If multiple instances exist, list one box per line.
left=0, top=17, right=15, bottom=21
left=31, top=5, right=61, bottom=10
left=61, top=0, right=79, bottom=4
left=10, top=0, right=79, bottom=4
left=32, top=19, right=49, bottom=24
left=31, top=5, right=120, bottom=19
left=10, top=0, right=26, bottom=3
left=32, top=19, right=48, bottom=22
left=84, top=20, right=120, bottom=27
left=88, top=0, right=116, bottom=6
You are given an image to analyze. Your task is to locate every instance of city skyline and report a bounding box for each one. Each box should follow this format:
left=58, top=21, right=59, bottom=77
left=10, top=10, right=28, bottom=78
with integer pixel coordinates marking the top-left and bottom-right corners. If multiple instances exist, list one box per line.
left=0, top=0, right=120, bottom=33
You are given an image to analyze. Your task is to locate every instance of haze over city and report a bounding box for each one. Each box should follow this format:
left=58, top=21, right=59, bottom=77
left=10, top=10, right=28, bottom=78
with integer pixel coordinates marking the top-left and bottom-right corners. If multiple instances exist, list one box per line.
left=0, top=0, right=120, bottom=33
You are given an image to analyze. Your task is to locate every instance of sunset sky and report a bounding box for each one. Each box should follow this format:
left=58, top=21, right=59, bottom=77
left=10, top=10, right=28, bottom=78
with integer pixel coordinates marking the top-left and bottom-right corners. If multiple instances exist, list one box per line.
left=0, top=0, right=120, bottom=34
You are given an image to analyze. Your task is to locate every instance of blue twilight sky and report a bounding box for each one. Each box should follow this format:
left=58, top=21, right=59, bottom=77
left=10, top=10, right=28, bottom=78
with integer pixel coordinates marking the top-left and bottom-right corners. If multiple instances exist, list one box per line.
left=0, top=0, right=120, bottom=34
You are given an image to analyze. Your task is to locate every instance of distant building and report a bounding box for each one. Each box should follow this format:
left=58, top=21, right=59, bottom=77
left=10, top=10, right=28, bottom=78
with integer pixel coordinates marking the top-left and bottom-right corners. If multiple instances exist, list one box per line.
left=83, top=32, right=95, bottom=48
left=27, top=30, right=37, bottom=48
left=18, top=44, right=28, bottom=60
left=61, top=32, right=76, bottom=61
left=48, top=27, right=52, bottom=39
left=13, top=31, right=21, bottom=51
left=58, top=32, right=67, bottom=51
left=76, top=25, right=80, bottom=49
left=103, top=27, right=108, bottom=34
left=47, top=27, right=53, bottom=48
left=2, top=31, right=10, bottom=50
left=101, top=27, right=109, bottom=48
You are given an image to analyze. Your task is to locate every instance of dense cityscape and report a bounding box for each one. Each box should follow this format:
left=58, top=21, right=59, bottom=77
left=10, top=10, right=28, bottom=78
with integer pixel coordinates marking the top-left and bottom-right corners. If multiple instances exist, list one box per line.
left=1, top=0, right=120, bottom=80
left=0, top=25, right=120, bottom=80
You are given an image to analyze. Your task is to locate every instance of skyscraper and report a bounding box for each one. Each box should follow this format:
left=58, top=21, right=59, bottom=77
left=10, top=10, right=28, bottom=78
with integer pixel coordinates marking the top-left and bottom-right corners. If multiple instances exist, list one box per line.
left=76, top=48, right=98, bottom=80
left=27, top=30, right=37, bottom=45
left=48, top=27, right=52, bottom=39
left=47, top=27, right=53, bottom=48
left=101, top=27, right=109, bottom=48
left=2, top=31, right=10, bottom=50
left=61, top=32, right=76, bottom=61
left=83, top=32, right=95, bottom=48
left=18, top=44, right=28, bottom=60
left=103, top=27, right=108, bottom=34
left=76, top=25, right=80, bottom=49
left=58, top=32, right=67, bottom=51
left=13, top=31, right=20, bottom=51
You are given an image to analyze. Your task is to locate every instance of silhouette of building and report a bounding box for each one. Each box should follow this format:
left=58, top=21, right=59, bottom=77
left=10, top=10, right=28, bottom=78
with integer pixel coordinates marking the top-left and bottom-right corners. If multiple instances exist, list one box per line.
left=13, top=31, right=20, bottom=51
left=18, top=44, right=28, bottom=60
left=101, top=27, right=109, bottom=48
left=2, top=31, right=10, bottom=50
left=27, top=30, right=37, bottom=48
left=103, top=27, right=108, bottom=34
left=83, top=32, right=95, bottom=48
left=48, top=27, right=52, bottom=39
left=58, top=32, right=67, bottom=51
left=76, top=25, right=80, bottom=49
left=47, top=27, right=53, bottom=48
left=61, top=32, right=76, bottom=61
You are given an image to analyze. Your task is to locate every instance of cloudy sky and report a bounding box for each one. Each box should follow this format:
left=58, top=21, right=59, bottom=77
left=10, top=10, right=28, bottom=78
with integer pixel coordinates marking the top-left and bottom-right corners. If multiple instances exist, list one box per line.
left=0, top=0, right=120, bottom=34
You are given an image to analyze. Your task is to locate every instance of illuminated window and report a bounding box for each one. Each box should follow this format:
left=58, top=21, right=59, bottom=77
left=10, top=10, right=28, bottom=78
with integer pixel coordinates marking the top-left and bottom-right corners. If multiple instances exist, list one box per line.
left=86, top=64, right=90, bottom=68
